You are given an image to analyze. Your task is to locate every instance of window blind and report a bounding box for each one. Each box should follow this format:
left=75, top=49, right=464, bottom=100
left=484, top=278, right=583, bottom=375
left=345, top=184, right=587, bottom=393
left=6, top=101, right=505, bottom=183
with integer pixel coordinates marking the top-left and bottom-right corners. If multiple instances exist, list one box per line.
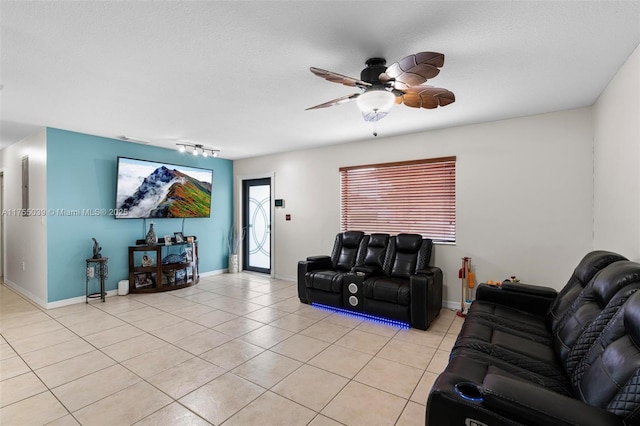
left=340, top=156, right=456, bottom=242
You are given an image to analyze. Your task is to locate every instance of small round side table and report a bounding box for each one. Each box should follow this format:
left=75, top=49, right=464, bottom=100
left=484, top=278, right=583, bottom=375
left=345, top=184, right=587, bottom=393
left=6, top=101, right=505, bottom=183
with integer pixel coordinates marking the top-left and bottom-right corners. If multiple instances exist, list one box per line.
left=86, top=257, right=108, bottom=303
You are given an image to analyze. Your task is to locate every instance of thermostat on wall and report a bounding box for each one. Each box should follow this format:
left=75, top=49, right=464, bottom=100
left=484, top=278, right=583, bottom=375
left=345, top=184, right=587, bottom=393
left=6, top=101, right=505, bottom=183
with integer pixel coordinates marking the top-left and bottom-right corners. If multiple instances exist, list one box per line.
left=275, top=199, right=284, bottom=207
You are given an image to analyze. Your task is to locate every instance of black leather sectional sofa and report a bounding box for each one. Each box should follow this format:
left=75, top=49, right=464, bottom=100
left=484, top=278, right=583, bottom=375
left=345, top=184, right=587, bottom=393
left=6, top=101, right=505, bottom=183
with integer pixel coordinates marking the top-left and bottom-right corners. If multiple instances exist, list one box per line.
left=297, top=231, right=443, bottom=330
left=427, top=250, right=640, bottom=426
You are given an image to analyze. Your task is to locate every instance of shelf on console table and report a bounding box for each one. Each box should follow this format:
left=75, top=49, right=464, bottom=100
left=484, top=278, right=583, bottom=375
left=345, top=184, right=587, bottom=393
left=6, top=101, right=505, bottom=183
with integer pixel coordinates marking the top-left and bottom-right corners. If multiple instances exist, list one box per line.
left=128, top=236, right=199, bottom=293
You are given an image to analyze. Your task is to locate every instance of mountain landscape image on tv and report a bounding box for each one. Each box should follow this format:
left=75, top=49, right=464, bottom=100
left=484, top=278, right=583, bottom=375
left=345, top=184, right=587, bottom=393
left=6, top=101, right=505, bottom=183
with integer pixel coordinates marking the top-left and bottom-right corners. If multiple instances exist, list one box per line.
left=115, top=157, right=213, bottom=219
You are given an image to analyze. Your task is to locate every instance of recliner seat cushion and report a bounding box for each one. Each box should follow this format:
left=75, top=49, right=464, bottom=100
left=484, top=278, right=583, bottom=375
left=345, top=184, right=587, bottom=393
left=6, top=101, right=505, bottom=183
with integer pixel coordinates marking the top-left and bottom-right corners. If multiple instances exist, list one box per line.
left=363, top=276, right=410, bottom=305
left=305, top=270, right=347, bottom=293
left=445, top=351, right=571, bottom=395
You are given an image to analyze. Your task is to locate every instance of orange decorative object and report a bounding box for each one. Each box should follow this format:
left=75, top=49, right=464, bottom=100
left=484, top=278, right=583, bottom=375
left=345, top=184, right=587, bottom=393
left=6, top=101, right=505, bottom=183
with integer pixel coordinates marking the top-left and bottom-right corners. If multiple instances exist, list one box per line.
left=487, top=280, right=494, bottom=285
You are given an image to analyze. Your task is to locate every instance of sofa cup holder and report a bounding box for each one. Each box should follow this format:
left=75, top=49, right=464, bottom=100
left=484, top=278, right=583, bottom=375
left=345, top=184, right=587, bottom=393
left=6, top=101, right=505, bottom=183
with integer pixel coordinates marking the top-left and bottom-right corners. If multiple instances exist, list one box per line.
left=454, top=382, right=484, bottom=402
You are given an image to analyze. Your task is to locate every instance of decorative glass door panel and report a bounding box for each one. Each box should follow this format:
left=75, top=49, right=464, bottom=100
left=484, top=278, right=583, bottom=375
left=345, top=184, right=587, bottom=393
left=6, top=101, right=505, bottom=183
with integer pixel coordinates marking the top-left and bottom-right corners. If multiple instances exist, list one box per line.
left=243, top=178, right=271, bottom=273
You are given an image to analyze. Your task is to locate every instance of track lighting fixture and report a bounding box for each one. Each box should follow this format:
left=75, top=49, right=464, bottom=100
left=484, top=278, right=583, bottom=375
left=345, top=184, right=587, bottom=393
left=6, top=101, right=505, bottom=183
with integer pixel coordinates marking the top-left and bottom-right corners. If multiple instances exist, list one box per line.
left=176, top=143, right=220, bottom=158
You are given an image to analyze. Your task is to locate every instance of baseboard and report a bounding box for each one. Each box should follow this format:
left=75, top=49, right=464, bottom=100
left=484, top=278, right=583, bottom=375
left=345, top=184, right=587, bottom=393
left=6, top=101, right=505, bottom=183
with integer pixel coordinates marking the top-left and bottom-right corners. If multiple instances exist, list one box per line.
left=274, top=273, right=296, bottom=282
left=3, top=279, right=48, bottom=309
left=444, top=299, right=462, bottom=311
left=45, top=269, right=227, bottom=308
left=46, top=290, right=119, bottom=309
left=200, top=269, right=226, bottom=277
left=2, top=279, right=122, bottom=310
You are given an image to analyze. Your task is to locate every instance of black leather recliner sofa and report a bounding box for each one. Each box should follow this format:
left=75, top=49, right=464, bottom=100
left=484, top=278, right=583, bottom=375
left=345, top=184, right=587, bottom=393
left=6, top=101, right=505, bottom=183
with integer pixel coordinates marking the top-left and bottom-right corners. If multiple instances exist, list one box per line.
left=298, top=231, right=443, bottom=330
left=427, top=250, right=640, bottom=426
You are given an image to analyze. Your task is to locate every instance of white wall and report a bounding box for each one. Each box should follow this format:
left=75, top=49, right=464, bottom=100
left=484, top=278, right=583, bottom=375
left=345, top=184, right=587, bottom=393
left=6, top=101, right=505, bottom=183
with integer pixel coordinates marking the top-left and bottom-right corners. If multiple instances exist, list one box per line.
left=0, top=129, right=48, bottom=305
left=0, top=172, right=3, bottom=277
left=593, top=44, right=640, bottom=260
left=235, top=108, right=594, bottom=307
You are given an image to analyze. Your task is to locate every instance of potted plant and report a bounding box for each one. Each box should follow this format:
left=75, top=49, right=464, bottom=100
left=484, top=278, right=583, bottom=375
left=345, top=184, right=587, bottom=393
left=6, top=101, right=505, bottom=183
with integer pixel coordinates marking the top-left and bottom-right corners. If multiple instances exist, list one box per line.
left=227, top=227, right=244, bottom=273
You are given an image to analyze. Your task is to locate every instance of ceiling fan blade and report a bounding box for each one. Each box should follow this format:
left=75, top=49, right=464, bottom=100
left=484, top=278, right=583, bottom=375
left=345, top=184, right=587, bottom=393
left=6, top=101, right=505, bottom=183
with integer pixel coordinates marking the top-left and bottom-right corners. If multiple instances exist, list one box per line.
left=309, top=67, right=372, bottom=88
left=305, top=93, right=360, bottom=110
left=383, top=52, right=445, bottom=88
left=398, top=86, right=455, bottom=109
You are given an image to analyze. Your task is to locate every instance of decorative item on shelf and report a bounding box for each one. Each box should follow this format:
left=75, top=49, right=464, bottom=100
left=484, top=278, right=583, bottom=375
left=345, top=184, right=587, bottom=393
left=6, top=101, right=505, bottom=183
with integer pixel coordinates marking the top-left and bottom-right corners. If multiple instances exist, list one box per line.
left=227, top=226, right=245, bottom=274
left=145, top=222, right=157, bottom=246
left=134, top=272, right=155, bottom=289
left=174, top=232, right=184, bottom=243
left=184, top=247, right=193, bottom=262
left=91, top=237, right=102, bottom=259
left=164, top=270, right=176, bottom=286
left=141, top=254, right=154, bottom=267
left=510, top=275, right=520, bottom=283
left=164, top=235, right=172, bottom=245
left=175, top=268, right=187, bottom=285
left=162, top=252, right=186, bottom=265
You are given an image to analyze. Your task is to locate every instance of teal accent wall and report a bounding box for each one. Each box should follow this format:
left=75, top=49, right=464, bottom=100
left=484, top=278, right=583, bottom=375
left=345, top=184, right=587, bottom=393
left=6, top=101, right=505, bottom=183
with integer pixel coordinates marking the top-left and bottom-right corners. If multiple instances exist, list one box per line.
left=46, top=128, right=233, bottom=303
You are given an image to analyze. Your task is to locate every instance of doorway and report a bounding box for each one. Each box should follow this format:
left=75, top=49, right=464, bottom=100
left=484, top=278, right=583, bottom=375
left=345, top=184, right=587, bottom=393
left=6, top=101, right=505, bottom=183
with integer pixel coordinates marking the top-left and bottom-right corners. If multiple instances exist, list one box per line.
left=242, top=178, right=271, bottom=274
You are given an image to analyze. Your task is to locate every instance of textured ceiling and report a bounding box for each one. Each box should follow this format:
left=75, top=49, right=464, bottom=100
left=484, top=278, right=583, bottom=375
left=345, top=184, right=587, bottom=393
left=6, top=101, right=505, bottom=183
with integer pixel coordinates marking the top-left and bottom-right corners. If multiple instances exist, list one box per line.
left=2, top=1, right=640, bottom=159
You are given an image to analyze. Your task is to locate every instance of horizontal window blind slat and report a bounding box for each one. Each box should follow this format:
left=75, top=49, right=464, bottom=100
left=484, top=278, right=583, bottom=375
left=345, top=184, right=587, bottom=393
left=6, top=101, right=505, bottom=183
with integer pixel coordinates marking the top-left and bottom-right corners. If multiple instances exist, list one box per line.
left=341, top=157, right=456, bottom=242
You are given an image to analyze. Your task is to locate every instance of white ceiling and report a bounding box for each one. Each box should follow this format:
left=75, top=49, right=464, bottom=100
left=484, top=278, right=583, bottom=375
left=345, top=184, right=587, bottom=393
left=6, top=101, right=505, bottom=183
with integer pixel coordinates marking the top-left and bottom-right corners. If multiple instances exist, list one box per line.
left=2, top=1, right=640, bottom=159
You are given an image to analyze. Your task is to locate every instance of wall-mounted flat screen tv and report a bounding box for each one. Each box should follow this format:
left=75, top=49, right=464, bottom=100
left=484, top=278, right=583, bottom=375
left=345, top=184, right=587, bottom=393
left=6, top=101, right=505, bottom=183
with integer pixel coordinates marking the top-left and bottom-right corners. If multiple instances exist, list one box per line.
left=115, top=157, right=213, bottom=219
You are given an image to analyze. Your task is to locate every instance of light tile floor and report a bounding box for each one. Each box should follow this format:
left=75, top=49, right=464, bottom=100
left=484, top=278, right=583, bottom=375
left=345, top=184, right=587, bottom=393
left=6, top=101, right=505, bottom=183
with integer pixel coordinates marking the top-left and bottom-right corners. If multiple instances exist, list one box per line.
left=0, top=273, right=461, bottom=425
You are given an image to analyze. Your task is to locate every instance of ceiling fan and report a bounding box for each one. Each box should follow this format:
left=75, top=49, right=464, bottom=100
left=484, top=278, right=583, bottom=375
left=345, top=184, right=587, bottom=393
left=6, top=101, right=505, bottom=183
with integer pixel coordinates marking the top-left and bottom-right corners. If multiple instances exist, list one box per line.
left=306, top=52, right=455, bottom=125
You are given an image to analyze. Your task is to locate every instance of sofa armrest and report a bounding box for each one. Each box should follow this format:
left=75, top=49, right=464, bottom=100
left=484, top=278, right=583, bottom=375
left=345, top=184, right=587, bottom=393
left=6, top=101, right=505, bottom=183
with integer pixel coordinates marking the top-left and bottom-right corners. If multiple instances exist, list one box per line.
left=297, top=261, right=311, bottom=303
left=500, top=281, right=557, bottom=298
left=476, top=283, right=556, bottom=316
left=297, top=256, right=332, bottom=303
left=305, top=255, right=333, bottom=269
left=482, top=373, right=622, bottom=426
left=410, top=267, right=443, bottom=330
left=416, top=266, right=441, bottom=277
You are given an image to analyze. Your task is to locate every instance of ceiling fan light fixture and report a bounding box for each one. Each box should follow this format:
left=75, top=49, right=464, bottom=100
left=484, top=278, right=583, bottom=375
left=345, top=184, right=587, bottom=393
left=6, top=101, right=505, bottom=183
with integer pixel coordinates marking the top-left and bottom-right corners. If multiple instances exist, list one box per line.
left=307, top=52, right=455, bottom=126
left=357, top=90, right=395, bottom=122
